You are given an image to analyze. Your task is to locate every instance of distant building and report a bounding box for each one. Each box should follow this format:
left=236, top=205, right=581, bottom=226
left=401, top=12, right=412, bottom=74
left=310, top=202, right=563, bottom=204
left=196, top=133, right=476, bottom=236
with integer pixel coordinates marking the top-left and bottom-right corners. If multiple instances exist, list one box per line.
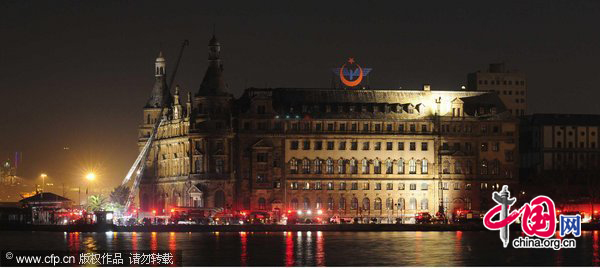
left=20, top=192, right=73, bottom=224
left=138, top=35, right=520, bottom=222
left=520, top=114, right=600, bottom=215
left=0, top=159, right=18, bottom=186
left=520, top=114, right=600, bottom=175
left=0, top=202, right=26, bottom=224
left=467, top=63, right=527, bottom=117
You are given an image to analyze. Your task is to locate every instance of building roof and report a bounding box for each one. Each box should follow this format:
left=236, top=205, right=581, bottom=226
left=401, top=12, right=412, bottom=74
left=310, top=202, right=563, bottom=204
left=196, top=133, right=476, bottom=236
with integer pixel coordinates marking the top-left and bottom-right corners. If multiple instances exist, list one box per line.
left=198, top=35, right=229, bottom=97
left=198, top=63, right=228, bottom=96
left=145, top=77, right=171, bottom=108
left=235, top=87, right=510, bottom=120
left=19, top=192, right=71, bottom=204
left=525, top=114, right=600, bottom=126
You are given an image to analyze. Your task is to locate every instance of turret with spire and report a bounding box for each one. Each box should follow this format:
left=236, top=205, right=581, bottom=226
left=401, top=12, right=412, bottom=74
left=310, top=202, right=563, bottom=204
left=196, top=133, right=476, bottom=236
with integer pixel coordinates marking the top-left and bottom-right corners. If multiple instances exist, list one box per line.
left=197, top=33, right=228, bottom=96
left=146, top=51, right=172, bottom=108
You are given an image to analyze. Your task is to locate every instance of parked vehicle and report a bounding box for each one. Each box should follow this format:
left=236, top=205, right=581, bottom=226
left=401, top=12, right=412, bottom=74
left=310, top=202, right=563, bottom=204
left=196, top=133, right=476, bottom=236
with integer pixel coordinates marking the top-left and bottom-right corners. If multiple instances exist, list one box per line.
left=452, top=210, right=481, bottom=223
left=415, top=212, right=432, bottom=224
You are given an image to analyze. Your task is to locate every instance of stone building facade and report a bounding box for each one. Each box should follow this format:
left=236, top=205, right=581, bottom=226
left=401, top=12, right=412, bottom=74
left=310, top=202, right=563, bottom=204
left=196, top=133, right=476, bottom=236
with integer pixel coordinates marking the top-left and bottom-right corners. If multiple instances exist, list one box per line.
left=138, top=35, right=235, bottom=214
left=138, top=36, right=519, bottom=219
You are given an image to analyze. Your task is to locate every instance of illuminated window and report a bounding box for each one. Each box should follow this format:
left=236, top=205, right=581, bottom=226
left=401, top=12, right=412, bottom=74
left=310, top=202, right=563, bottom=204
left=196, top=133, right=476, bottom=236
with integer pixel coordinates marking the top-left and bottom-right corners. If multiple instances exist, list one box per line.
left=374, top=198, right=382, bottom=210
left=398, top=183, right=405, bottom=190
left=397, top=158, right=405, bottom=174
left=351, top=198, right=358, bottom=210
left=362, top=158, right=370, bottom=174
left=302, top=159, right=310, bottom=174
left=409, top=159, right=416, bottom=174
left=350, top=159, right=358, bottom=174
left=290, top=158, right=298, bottom=174
left=362, top=198, right=370, bottom=210
left=409, top=198, right=417, bottom=210
left=386, top=159, right=393, bottom=174
left=421, top=199, right=428, bottom=210
left=338, top=158, right=346, bottom=174
left=303, top=198, right=310, bottom=210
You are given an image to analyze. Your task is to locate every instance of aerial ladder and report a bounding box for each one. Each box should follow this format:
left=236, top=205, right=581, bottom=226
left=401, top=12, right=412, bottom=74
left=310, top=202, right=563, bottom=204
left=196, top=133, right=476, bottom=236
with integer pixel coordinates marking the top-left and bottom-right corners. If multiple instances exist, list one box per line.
left=118, top=40, right=189, bottom=214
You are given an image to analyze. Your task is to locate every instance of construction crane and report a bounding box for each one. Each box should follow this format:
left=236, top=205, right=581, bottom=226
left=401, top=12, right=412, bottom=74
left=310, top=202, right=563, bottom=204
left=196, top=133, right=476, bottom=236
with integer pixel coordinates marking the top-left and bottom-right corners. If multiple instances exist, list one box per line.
left=118, top=40, right=189, bottom=214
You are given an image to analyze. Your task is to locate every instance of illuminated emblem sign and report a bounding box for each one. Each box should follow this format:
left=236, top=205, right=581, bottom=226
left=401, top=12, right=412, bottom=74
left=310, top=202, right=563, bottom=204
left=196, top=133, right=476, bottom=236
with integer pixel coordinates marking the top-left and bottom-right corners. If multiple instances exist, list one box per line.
left=333, top=58, right=372, bottom=87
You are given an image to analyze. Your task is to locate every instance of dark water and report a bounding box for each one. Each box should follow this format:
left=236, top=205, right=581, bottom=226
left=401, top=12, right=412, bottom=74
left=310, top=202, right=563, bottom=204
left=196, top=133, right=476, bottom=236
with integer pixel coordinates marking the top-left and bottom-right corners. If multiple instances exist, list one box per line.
left=0, top=230, right=599, bottom=266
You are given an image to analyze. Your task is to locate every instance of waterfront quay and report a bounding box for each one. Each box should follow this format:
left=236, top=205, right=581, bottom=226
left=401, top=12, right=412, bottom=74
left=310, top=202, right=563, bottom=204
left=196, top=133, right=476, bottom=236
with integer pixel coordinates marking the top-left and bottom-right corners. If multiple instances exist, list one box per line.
left=2, top=222, right=600, bottom=233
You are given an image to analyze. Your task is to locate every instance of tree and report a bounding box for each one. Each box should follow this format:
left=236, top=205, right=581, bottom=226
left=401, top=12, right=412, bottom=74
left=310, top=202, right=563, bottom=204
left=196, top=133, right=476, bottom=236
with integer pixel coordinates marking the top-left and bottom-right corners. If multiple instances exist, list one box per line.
left=110, top=185, right=130, bottom=206
left=87, top=194, right=108, bottom=212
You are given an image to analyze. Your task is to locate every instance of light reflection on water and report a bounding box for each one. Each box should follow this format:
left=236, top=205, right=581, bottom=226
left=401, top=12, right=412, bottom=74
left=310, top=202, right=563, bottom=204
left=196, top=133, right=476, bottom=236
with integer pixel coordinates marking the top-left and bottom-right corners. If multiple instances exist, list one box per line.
left=0, top=231, right=598, bottom=266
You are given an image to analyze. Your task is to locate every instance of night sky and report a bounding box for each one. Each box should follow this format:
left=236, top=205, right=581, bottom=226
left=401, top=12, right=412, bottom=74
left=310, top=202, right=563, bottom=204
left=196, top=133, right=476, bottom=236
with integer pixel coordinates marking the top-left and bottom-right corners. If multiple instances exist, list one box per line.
left=2, top=0, right=600, bottom=192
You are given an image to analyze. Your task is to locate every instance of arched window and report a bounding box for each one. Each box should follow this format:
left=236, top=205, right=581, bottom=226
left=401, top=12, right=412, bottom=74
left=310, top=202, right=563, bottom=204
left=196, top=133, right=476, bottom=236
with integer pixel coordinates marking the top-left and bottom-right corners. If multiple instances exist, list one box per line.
left=420, top=198, right=428, bottom=210
left=339, top=197, right=346, bottom=210
left=362, top=198, right=370, bottom=210
left=350, top=159, right=358, bottom=174
left=338, top=158, right=346, bottom=174
left=443, top=160, right=450, bottom=174
left=290, top=158, right=298, bottom=174
left=302, top=159, right=310, bottom=174
left=454, top=160, right=462, bottom=174
left=303, top=197, right=310, bottom=210
left=327, top=197, right=334, bottom=210
left=374, top=159, right=381, bottom=174
left=195, top=158, right=203, bottom=173
left=481, top=159, right=488, bottom=175
left=466, top=160, right=472, bottom=174
left=215, top=159, right=224, bottom=174
left=398, top=198, right=405, bottom=210
left=258, top=197, right=266, bottom=210
left=173, top=192, right=182, bottom=206
left=214, top=190, right=225, bottom=208
left=386, top=198, right=393, bottom=210
left=291, top=198, right=299, bottom=210
left=386, top=159, right=393, bottom=174
left=351, top=198, right=358, bottom=210
left=374, top=198, right=382, bottom=210
left=397, top=158, right=405, bottom=174
left=314, top=158, right=322, bottom=174
left=409, top=197, right=417, bottom=210
left=421, top=159, right=428, bottom=174
left=362, top=158, right=370, bottom=174
left=326, top=158, right=334, bottom=174
left=491, top=159, right=499, bottom=175
left=316, top=197, right=322, bottom=209
left=409, top=159, right=416, bottom=174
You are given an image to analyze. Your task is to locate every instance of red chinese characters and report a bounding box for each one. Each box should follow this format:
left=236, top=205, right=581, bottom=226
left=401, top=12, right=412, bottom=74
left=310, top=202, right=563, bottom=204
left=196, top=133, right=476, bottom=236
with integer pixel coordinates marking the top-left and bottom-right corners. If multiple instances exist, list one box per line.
left=483, top=196, right=556, bottom=238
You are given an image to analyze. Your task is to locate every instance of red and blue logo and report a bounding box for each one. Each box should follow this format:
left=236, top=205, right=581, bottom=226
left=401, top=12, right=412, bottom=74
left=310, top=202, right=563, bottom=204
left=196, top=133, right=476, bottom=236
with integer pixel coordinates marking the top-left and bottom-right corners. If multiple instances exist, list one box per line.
left=483, top=185, right=580, bottom=249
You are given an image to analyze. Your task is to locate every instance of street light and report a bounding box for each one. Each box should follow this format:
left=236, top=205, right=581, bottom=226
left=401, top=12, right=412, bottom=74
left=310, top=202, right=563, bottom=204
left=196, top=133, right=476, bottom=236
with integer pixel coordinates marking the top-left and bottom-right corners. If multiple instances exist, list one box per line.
left=84, top=172, right=96, bottom=208
left=40, top=173, right=48, bottom=198
left=85, top=172, right=96, bottom=181
left=40, top=173, right=47, bottom=192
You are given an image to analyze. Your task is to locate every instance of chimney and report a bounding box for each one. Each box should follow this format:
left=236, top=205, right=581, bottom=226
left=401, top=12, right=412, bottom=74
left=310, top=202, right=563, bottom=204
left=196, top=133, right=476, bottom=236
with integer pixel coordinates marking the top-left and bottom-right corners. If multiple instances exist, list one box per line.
left=423, top=84, right=431, bottom=91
